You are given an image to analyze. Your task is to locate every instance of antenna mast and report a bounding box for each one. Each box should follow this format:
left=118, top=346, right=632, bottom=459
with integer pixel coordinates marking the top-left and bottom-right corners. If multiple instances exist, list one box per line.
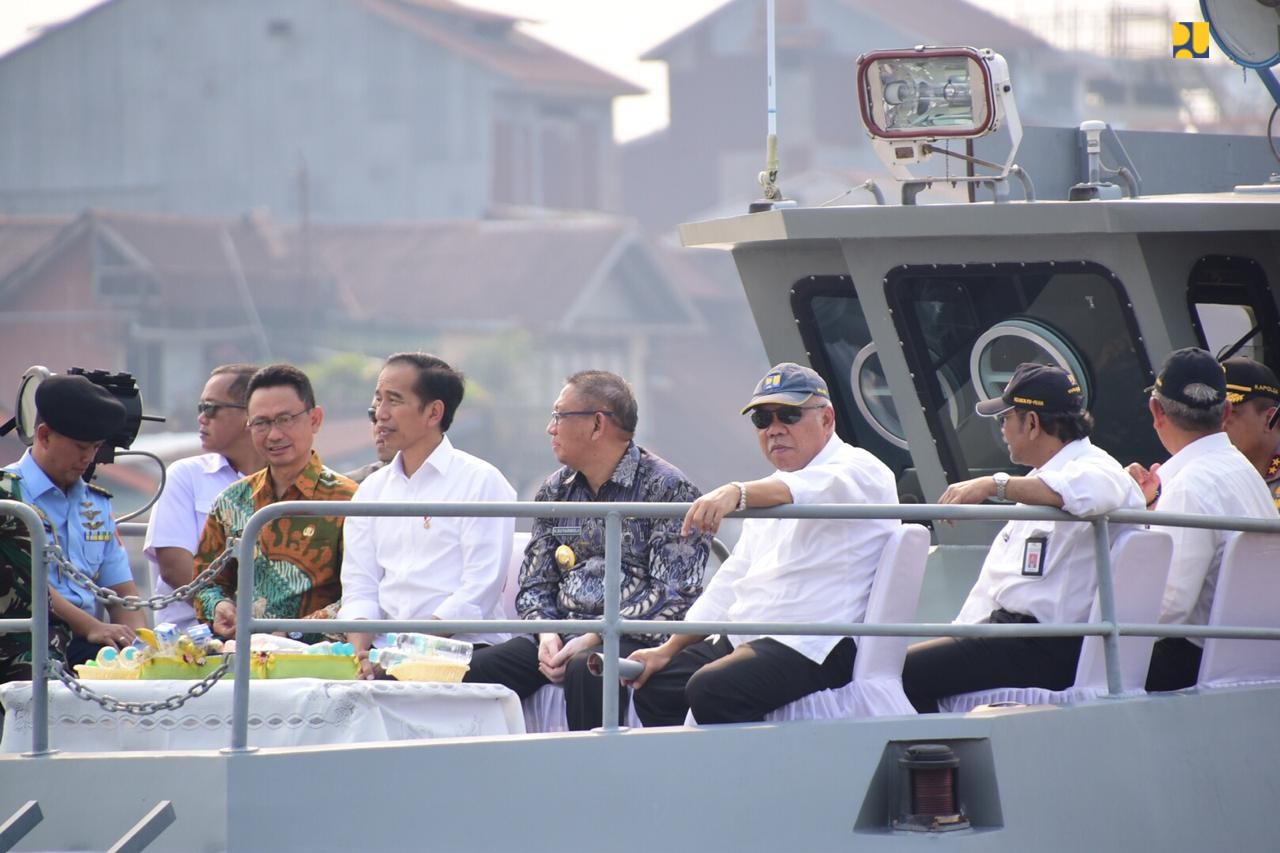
left=751, top=0, right=794, bottom=212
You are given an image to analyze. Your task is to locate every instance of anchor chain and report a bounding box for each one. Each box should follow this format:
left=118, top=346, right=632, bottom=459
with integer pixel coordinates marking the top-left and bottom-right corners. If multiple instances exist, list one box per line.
left=48, top=537, right=239, bottom=611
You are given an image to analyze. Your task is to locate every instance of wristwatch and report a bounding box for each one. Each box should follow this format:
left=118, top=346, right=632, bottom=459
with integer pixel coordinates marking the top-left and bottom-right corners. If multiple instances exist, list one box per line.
left=992, top=472, right=1011, bottom=501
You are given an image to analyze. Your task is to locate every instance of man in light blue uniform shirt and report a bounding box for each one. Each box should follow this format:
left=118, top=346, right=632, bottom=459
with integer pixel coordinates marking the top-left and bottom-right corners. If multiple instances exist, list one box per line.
left=5, top=374, right=147, bottom=665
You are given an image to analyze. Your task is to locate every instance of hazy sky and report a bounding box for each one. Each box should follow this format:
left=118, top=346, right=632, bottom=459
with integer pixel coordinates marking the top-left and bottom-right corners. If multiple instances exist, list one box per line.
left=0, top=0, right=1213, bottom=140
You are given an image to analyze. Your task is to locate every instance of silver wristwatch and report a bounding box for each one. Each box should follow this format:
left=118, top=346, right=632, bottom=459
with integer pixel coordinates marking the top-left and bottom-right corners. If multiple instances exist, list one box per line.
left=992, top=472, right=1011, bottom=501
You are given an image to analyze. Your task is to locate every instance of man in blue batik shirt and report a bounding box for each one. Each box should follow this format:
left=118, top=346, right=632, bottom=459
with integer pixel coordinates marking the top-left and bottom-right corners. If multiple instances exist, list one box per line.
left=465, top=370, right=710, bottom=730
left=5, top=375, right=147, bottom=666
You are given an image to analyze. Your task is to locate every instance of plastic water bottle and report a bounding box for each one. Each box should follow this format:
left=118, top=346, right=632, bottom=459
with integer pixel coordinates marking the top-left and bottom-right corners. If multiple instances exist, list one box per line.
left=95, top=644, right=144, bottom=669
left=306, top=641, right=355, bottom=656
left=367, top=647, right=415, bottom=668
left=391, top=633, right=473, bottom=665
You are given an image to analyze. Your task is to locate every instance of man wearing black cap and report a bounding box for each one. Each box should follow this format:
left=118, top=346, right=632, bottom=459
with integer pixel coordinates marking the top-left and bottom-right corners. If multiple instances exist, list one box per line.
left=627, top=362, right=899, bottom=725
left=1221, top=356, right=1280, bottom=511
left=1127, top=348, right=1278, bottom=691
left=902, top=363, right=1144, bottom=712
left=2, top=374, right=147, bottom=669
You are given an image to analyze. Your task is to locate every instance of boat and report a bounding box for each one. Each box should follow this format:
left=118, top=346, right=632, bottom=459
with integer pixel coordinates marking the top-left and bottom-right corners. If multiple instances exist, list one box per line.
left=3, top=5, right=1280, bottom=852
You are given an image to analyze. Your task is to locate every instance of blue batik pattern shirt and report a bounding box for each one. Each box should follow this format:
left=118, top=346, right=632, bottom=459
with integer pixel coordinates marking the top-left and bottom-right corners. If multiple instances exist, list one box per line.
left=517, top=442, right=709, bottom=642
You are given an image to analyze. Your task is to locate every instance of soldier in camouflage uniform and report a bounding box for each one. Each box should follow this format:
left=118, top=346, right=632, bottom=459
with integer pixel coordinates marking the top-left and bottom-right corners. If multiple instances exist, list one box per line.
left=0, top=470, right=71, bottom=682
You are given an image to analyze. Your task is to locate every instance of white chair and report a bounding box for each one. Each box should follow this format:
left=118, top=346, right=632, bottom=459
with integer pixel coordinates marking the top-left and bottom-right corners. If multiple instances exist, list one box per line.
left=1198, top=531, right=1280, bottom=689
left=759, top=523, right=931, bottom=722
left=499, top=531, right=532, bottom=621
left=504, top=533, right=641, bottom=732
left=938, top=528, right=1173, bottom=711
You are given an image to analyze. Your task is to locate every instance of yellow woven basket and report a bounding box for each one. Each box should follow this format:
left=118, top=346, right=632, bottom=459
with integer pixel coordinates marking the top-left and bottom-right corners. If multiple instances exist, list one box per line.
left=73, top=663, right=139, bottom=680
left=385, top=661, right=469, bottom=683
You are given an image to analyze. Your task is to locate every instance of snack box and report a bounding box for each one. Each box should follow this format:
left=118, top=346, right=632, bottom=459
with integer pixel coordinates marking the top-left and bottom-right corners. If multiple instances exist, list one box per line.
left=248, top=651, right=358, bottom=680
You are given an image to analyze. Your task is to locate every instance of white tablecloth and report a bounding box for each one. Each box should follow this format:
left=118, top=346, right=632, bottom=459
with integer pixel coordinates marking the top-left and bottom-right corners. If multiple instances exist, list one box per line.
left=0, top=678, right=525, bottom=752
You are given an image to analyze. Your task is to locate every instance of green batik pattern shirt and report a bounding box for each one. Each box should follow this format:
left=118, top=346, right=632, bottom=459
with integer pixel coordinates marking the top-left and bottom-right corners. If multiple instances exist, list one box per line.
left=193, top=451, right=356, bottom=624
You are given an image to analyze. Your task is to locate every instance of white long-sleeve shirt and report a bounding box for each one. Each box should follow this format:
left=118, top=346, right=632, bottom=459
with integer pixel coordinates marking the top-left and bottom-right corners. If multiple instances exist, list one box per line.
left=143, top=453, right=248, bottom=629
left=957, top=438, right=1145, bottom=625
left=1150, top=432, right=1278, bottom=644
left=685, top=433, right=899, bottom=664
left=338, top=436, right=515, bottom=646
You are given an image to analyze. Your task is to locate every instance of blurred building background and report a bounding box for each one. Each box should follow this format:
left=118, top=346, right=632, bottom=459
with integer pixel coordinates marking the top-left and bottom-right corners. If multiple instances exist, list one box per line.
left=0, top=0, right=1271, bottom=504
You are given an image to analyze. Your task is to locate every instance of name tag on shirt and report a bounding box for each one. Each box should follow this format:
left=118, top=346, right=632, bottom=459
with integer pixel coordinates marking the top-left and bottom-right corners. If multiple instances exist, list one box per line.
left=551, top=525, right=582, bottom=538
left=1022, top=537, right=1047, bottom=577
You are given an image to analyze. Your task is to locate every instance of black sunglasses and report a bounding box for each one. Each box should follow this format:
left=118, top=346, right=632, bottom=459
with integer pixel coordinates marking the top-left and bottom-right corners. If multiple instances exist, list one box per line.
left=367, top=406, right=377, bottom=424
left=748, top=406, right=823, bottom=429
left=197, top=400, right=247, bottom=418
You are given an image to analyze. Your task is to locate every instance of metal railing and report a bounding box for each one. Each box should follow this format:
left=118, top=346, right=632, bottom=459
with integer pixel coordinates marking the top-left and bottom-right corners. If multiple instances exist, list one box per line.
left=5, top=498, right=1280, bottom=755
left=0, top=500, right=51, bottom=755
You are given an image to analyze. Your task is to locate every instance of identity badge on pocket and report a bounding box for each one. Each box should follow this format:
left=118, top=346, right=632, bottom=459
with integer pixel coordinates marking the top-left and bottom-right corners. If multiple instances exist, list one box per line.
left=1022, top=536, right=1047, bottom=577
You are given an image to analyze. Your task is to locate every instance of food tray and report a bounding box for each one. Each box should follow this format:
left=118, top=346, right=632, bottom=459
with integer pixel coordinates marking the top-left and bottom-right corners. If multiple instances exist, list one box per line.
left=140, top=655, right=229, bottom=680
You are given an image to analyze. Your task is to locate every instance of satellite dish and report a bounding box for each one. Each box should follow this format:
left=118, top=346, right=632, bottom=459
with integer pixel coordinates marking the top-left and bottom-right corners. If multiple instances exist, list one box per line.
left=14, top=365, right=52, bottom=447
left=1201, top=0, right=1280, bottom=68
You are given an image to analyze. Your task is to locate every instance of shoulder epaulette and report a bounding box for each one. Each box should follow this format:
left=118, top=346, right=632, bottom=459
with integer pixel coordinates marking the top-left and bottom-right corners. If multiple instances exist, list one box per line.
left=86, top=482, right=114, bottom=499
left=0, top=469, right=19, bottom=499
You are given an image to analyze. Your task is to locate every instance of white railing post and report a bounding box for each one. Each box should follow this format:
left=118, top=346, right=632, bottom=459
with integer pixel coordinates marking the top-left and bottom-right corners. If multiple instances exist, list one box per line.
left=1091, top=517, right=1123, bottom=696
left=600, top=511, right=623, bottom=732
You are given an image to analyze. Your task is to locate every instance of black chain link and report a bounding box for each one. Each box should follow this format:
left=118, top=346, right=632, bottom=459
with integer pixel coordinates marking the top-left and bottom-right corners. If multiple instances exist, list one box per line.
left=49, top=657, right=232, bottom=715
left=49, top=537, right=239, bottom=611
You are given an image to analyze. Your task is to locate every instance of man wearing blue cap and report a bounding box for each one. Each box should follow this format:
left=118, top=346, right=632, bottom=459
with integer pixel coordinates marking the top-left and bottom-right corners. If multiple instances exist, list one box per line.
left=628, top=362, right=899, bottom=725
left=2, top=374, right=147, bottom=670
left=902, top=363, right=1144, bottom=712
left=1128, top=348, right=1277, bottom=691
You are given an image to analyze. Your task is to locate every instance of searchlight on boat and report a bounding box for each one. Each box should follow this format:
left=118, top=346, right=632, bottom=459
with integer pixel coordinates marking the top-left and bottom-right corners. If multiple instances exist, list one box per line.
left=856, top=46, right=1029, bottom=203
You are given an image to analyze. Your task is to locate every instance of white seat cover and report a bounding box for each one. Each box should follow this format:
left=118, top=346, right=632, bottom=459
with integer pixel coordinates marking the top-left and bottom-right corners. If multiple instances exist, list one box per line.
left=1198, top=531, right=1280, bottom=689
left=759, top=523, right=932, bottom=722
left=939, top=528, right=1172, bottom=711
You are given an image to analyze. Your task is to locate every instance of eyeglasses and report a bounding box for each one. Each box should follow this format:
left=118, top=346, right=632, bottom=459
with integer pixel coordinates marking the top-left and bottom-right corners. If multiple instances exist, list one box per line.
left=548, top=410, right=613, bottom=426
left=246, top=409, right=311, bottom=435
left=748, top=406, right=825, bottom=429
left=197, top=400, right=247, bottom=418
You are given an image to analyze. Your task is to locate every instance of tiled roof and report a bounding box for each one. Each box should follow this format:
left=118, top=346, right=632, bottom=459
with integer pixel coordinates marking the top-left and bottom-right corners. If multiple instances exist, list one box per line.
left=0, top=216, right=72, bottom=282
left=849, top=0, right=1055, bottom=53
left=0, top=210, right=309, bottom=316
left=359, top=0, right=643, bottom=98
left=299, top=217, right=635, bottom=329
left=0, top=210, right=710, bottom=333
left=643, top=0, right=1053, bottom=59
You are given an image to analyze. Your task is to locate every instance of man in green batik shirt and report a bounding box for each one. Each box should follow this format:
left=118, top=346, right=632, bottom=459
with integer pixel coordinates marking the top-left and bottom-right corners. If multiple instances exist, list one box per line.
left=193, top=365, right=356, bottom=638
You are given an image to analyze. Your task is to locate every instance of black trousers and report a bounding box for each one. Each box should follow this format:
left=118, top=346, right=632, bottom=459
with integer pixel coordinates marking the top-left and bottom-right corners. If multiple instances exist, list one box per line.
left=463, top=635, right=647, bottom=730
left=902, top=609, right=1082, bottom=714
left=631, top=635, right=856, bottom=727
left=1145, top=637, right=1202, bottom=692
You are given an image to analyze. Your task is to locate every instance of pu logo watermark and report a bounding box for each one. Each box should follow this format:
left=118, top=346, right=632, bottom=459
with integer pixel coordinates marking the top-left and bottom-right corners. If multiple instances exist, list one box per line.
left=1173, top=21, right=1209, bottom=58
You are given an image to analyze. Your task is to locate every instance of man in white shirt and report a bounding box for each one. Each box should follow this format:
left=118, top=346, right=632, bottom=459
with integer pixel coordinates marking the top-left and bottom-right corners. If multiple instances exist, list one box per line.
left=143, top=364, right=262, bottom=631
left=627, top=362, right=899, bottom=725
left=339, top=353, right=516, bottom=678
left=902, top=363, right=1144, bottom=713
left=1127, top=348, right=1278, bottom=691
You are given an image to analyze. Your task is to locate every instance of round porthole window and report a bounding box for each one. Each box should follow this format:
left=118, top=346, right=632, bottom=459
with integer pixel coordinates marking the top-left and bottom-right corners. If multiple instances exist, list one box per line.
left=852, top=343, right=959, bottom=449
left=969, top=319, right=1089, bottom=407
